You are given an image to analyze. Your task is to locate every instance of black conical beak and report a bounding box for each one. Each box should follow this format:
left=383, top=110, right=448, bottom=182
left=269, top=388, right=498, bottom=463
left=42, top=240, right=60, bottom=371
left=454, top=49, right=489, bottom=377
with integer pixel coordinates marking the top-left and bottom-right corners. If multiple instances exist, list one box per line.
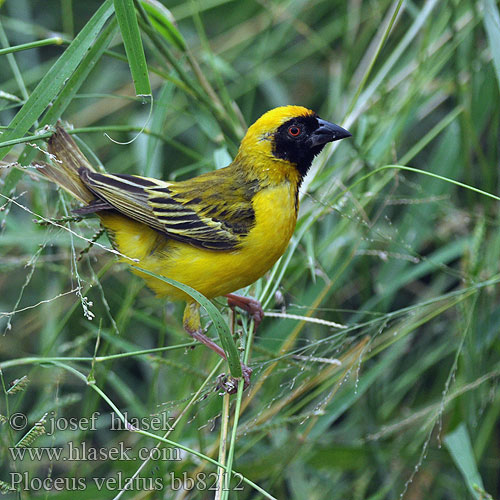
left=310, top=118, right=352, bottom=147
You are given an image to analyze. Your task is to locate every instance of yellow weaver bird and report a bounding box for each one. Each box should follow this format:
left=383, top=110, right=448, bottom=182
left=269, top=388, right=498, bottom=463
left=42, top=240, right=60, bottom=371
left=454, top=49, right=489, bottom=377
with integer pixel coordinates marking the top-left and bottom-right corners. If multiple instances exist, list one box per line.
left=40, top=105, right=351, bottom=392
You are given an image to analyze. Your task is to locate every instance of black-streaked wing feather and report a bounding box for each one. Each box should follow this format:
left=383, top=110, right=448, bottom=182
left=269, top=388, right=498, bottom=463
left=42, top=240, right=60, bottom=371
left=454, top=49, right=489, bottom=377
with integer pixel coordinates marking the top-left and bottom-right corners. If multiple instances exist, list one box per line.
left=73, top=198, right=114, bottom=215
left=79, top=169, right=167, bottom=231
left=79, top=168, right=258, bottom=250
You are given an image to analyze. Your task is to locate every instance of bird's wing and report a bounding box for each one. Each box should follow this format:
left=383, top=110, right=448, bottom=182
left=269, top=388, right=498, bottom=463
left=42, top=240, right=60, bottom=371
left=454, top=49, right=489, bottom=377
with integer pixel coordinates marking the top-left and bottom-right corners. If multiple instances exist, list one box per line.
left=79, top=168, right=258, bottom=250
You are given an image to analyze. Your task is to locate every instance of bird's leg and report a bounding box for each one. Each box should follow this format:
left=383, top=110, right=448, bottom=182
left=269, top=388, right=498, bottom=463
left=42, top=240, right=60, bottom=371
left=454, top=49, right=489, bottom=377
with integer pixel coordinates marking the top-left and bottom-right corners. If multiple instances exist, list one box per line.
left=226, top=293, right=264, bottom=329
left=183, top=302, right=226, bottom=357
left=182, top=302, right=252, bottom=394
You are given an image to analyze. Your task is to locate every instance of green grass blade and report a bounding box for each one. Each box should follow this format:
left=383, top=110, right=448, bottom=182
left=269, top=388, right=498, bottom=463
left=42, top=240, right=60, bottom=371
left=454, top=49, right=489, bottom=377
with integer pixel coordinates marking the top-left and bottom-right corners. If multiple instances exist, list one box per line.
left=0, top=20, right=29, bottom=101
left=41, top=19, right=118, bottom=127
left=131, top=265, right=242, bottom=378
left=0, top=0, right=115, bottom=161
left=140, top=0, right=186, bottom=51
left=0, top=37, right=64, bottom=56
left=483, top=0, right=500, bottom=91
left=338, top=165, right=500, bottom=205
left=114, top=0, right=151, bottom=97
left=444, top=423, right=484, bottom=499
left=1, top=14, right=118, bottom=195
left=143, top=81, right=174, bottom=176
left=351, top=0, right=440, bottom=121
left=346, top=0, right=404, bottom=117
left=9, top=17, right=119, bottom=172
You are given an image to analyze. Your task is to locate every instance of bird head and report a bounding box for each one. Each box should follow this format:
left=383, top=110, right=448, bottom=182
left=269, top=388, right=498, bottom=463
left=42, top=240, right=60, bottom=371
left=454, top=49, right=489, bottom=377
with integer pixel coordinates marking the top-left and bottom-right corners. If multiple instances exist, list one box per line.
left=237, top=105, right=351, bottom=179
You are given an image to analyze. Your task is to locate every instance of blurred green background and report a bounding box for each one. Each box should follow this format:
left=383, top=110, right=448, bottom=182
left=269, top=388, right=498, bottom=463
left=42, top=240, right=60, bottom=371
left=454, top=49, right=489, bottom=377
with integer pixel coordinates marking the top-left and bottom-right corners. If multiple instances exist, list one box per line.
left=1, top=0, right=500, bottom=498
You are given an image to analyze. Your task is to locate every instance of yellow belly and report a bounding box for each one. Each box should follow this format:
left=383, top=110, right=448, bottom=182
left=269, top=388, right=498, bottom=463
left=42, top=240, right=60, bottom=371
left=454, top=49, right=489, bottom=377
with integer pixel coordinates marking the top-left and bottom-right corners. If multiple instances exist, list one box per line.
left=99, top=183, right=297, bottom=301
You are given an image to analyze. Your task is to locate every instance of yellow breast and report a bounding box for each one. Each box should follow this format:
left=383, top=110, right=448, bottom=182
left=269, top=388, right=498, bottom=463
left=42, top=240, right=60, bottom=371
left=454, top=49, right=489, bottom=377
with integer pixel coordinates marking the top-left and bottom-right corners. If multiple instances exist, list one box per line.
left=100, top=181, right=297, bottom=301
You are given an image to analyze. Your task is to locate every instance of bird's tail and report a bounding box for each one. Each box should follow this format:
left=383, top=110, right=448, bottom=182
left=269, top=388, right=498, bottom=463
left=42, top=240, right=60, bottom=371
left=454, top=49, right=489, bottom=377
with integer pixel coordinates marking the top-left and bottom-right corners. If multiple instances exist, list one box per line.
left=38, top=126, right=96, bottom=204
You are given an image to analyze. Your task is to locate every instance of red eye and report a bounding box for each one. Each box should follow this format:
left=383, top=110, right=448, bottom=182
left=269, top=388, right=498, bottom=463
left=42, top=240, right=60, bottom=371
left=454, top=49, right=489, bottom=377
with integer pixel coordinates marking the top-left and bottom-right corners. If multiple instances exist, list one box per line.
left=288, top=126, right=301, bottom=137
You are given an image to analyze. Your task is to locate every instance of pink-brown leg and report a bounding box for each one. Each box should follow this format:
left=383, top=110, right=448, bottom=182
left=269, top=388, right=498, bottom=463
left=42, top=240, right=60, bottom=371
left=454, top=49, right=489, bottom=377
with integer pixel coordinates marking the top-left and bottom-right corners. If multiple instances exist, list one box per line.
left=183, top=301, right=252, bottom=394
left=226, top=293, right=264, bottom=329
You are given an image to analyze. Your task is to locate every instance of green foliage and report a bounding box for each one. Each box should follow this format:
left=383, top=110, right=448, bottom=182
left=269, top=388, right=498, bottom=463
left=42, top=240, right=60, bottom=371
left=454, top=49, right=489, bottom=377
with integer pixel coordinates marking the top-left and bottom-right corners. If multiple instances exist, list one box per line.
left=114, top=0, right=151, bottom=97
left=1, top=0, right=500, bottom=499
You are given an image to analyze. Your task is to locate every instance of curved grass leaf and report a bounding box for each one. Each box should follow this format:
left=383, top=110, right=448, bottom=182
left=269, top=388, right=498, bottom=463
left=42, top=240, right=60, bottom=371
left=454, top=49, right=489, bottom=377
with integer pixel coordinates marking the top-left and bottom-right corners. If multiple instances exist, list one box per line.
left=2, top=16, right=118, bottom=195
left=144, top=81, right=174, bottom=177
left=483, top=0, right=500, bottom=92
left=41, top=18, right=119, bottom=127
left=141, top=0, right=186, bottom=51
left=445, top=423, right=485, bottom=500
left=131, top=265, right=242, bottom=378
left=114, top=0, right=151, bottom=97
left=0, top=0, right=115, bottom=161
left=0, top=37, right=64, bottom=56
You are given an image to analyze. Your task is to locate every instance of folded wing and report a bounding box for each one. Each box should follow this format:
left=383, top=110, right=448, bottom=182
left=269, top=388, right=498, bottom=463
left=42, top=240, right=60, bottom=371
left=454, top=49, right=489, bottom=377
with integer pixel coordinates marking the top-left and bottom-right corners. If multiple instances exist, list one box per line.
left=79, top=168, right=257, bottom=250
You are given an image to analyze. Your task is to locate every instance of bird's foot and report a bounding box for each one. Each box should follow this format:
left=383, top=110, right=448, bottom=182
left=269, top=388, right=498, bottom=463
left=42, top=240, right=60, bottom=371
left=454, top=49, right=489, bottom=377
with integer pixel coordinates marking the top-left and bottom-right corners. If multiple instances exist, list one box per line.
left=216, top=363, right=253, bottom=394
left=226, top=294, right=264, bottom=328
left=183, top=302, right=253, bottom=394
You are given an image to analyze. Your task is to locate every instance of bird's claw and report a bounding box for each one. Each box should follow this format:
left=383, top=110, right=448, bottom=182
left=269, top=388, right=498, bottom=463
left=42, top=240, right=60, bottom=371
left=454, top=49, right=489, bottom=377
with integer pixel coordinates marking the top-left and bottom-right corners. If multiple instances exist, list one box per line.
left=226, top=294, right=264, bottom=329
left=216, top=364, right=252, bottom=394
